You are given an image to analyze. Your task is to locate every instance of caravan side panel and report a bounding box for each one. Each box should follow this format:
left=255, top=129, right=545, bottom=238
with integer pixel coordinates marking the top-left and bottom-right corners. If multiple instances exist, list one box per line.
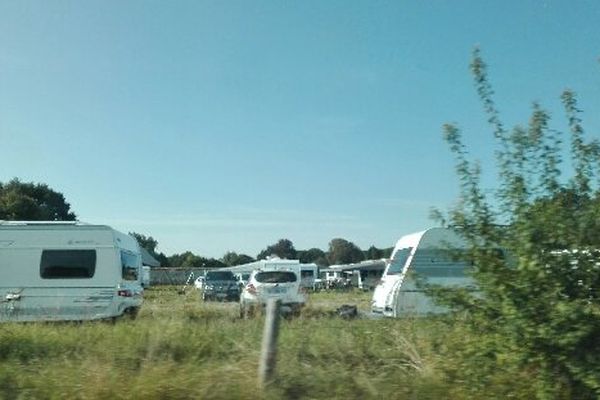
left=372, top=228, right=476, bottom=317
left=0, top=224, right=143, bottom=322
left=392, top=228, right=474, bottom=316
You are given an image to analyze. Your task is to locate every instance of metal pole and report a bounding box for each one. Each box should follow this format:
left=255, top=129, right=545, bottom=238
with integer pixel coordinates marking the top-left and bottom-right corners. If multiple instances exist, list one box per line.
left=258, top=299, right=281, bottom=387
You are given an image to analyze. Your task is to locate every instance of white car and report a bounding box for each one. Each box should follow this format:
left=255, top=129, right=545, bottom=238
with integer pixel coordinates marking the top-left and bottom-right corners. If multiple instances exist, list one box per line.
left=239, top=267, right=306, bottom=318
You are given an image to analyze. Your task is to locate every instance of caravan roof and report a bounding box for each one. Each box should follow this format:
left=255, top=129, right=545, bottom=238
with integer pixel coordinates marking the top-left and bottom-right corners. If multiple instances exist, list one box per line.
left=390, top=227, right=467, bottom=259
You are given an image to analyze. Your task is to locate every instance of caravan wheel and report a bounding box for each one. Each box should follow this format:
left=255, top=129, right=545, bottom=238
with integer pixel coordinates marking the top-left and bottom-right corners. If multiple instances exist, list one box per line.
left=124, top=307, right=140, bottom=320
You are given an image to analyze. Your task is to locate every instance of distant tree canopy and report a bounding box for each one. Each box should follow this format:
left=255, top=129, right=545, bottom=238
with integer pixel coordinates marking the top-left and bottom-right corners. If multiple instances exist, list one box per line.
left=254, top=239, right=388, bottom=266
left=298, top=247, right=329, bottom=267
left=167, top=251, right=225, bottom=269
left=327, top=238, right=365, bottom=265
left=256, top=239, right=297, bottom=260
left=129, top=234, right=389, bottom=270
left=221, top=251, right=255, bottom=267
left=363, top=245, right=393, bottom=260
left=130, top=232, right=158, bottom=254
left=129, top=232, right=169, bottom=267
left=0, top=178, right=76, bottom=221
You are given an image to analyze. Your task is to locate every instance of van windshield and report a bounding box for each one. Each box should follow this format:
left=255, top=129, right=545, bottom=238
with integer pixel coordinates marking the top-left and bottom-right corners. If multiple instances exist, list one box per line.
left=387, top=247, right=412, bottom=275
left=255, top=271, right=297, bottom=283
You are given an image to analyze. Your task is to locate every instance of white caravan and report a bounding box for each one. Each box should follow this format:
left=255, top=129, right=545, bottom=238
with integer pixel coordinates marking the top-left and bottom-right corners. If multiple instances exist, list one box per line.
left=0, top=221, right=144, bottom=322
left=371, top=227, right=473, bottom=317
left=298, top=264, right=318, bottom=290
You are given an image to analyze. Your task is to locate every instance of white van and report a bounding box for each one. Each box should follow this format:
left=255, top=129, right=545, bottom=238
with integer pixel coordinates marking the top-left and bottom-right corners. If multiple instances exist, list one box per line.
left=0, top=221, right=144, bottom=322
left=371, top=227, right=473, bottom=317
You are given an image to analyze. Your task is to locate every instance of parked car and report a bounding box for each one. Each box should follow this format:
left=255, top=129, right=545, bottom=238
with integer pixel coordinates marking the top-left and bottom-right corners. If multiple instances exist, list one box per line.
left=202, top=270, right=240, bottom=301
left=239, top=266, right=306, bottom=318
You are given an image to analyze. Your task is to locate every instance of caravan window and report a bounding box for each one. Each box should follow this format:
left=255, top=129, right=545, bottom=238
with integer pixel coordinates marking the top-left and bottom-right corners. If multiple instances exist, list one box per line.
left=121, top=251, right=140, bottom=281
left=387, top=248, right=412, bottom=275
left=301, top=270, right=314, bottom=278
left=40, top=250, right=96, bottom=279
left=411, top=249, right=470, bottom=278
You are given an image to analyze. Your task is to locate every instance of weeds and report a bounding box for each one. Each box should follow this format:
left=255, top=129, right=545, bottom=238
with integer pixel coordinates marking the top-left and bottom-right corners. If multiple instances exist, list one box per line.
left=0, top=287, right=537, bottom=399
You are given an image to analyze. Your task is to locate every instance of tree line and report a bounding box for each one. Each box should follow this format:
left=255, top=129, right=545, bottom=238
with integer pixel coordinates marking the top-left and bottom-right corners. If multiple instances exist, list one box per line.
left=131, top=235, right=392, bottom=269
left=0, top=178, right=392, bottom=268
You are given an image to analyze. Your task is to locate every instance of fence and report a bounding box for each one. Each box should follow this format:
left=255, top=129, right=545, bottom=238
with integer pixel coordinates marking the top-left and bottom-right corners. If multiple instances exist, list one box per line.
left=149, top=268, right=206, bottom=286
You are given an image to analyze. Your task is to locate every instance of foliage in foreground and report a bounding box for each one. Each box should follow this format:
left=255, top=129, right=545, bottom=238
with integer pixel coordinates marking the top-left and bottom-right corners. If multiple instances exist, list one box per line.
left=431, top=49, right=600, bottom=399
left=0, top=287, right=541, bottom=400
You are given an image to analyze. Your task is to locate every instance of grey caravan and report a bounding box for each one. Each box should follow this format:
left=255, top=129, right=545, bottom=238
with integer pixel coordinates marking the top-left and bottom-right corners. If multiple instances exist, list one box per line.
left=371, top=227, right=473, bottom=317
left=0, top=222, right=144, bottom=322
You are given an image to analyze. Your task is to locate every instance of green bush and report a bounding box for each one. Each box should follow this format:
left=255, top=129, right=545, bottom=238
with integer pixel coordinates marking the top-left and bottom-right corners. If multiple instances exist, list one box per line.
left=431, top=49, right=600, bottom=399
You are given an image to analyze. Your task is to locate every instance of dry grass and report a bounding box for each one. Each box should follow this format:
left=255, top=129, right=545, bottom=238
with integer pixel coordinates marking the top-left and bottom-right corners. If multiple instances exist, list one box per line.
left=0, top=287, right=530, bottom=399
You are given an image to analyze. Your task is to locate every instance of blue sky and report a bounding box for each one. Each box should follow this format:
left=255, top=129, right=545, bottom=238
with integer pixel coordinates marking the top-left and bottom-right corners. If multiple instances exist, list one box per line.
left=1, top=1, right=599, bottom=258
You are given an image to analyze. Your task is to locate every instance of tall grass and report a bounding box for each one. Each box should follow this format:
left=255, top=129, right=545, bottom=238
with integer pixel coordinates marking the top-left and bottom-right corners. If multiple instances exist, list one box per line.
left=0, top=288, right=532, bottom=399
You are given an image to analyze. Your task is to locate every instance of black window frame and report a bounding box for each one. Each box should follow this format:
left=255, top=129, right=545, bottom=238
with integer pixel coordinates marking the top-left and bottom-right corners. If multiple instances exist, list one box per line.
left=121, top=250, right=140, bottom=281
left=40, top=249, right=97, bottom=279
left=301, top=270, right=314, bottom=278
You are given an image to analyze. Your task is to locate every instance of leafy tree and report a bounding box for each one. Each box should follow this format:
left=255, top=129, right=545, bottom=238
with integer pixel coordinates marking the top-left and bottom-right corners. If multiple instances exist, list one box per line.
left=167, top=251, right=224, bottom=269
left=298, top=247, right=328, bottom=266
left=256, top=239, right=297, bottom=260
left=203, top=258, right=227, bottom=269
left=327, top=238, right=364, bottom=265
left=431, top=48, right=600, bottom=398
left=0, top=178, right=76, bottom=220
left=221, top=251, right=254, bottom=266
left=154, top=252, right=169, bottom=268
left=363, top=245, right=393, bottom=260
left=168, top=252, right=205, bottom=269
left=129, top=232, right=168, bottom=267
left=129, top=232, right=159, bottom=255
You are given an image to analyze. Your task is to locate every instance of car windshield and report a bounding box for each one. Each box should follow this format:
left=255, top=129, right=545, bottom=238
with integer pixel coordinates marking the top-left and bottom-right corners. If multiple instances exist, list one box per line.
left=206, top=271, right=235, bottom=281
left=255, top=271, right=297, bottom=283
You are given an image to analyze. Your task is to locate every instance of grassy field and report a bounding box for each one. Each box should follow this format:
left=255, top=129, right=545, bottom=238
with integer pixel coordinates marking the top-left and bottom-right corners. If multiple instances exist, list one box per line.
left=0, top=287, right=531, bottom=400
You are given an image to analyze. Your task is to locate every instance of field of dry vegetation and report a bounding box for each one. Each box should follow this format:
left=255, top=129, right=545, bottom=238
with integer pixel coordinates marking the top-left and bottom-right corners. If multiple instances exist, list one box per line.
left=0, top=287, right=534, bottom=400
